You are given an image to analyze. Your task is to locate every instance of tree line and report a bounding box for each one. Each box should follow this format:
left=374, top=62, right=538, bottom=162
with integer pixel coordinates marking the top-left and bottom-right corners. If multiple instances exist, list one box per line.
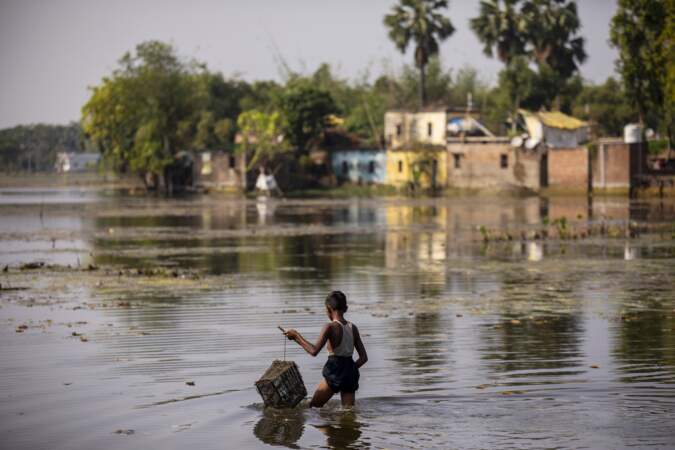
left=1, top=0, right=671, bottom=186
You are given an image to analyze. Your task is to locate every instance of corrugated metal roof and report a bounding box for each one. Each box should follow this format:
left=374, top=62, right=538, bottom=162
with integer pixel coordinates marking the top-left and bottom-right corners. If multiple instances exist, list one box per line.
left=519, top=109, right=588, bottom=130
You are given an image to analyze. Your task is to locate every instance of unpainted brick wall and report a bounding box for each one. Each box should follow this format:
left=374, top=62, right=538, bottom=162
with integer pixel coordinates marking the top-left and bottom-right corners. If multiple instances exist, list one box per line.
left=548, top=147, right=588, bottom=190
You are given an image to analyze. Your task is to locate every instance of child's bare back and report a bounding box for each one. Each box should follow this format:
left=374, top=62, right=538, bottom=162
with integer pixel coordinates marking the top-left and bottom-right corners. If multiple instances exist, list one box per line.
left=283, top=291, right=368, bottom=408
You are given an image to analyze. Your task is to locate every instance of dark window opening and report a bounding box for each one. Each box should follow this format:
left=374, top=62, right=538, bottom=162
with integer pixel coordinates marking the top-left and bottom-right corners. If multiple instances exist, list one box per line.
left=453, top=153, right=462, bottom=169
left=500, top=154, right=508, bottom=169
left=229, top=155, right=236, bottom=169
left=398, top=160, right=403, bottom=173
left=427, top=122, right=433, bottom=137
left=368, top=161, right=375, bottom=174
left=396, top=124, right=402, bottom=137
left=342, top=161, right=349, bottom=175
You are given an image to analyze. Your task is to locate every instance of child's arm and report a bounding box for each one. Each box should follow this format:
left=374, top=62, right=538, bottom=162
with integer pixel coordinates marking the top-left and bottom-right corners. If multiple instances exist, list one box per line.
left=284, top=325, right=331, bottom=357
left=352, top=325, right=368, bottom=368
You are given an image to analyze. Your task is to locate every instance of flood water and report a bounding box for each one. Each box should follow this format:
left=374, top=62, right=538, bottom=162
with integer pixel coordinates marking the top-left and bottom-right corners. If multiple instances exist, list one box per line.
left=1, top=188, right=674, bottom=449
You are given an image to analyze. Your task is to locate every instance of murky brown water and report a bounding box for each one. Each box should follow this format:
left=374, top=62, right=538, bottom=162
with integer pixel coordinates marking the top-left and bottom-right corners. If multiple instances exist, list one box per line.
left=1, top=188, right=674, bottom=449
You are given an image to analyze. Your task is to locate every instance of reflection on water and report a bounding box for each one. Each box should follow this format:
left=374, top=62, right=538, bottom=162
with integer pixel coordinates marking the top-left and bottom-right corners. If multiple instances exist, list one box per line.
left=253, top=406, right=306, bottom=448
left=0, top=189, right=674, bottom=449
left=252, top=405, right=363, bottom=449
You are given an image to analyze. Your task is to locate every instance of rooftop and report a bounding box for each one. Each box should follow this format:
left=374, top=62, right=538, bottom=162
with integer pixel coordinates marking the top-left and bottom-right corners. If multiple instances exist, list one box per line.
left=520, top=109, right=589, bottom=130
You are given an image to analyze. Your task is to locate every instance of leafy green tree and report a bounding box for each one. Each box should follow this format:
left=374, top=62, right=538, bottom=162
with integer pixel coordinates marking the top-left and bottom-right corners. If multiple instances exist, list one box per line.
left=571, top=77, right=636, bottom=137
left=280, top=83, right=337, bottom=153
left=192, top=72, right=250, bottom=150
left=239, top=80, right=284, bottom=113
left=664, top=0, right=675, bottom=145
left=82, top=41, right=205, bottom=188
left=236, top=110, right=288, bottom=169
left=384, top=0, right=455, bottom=107
left=610, top=0, right=672, bottom=142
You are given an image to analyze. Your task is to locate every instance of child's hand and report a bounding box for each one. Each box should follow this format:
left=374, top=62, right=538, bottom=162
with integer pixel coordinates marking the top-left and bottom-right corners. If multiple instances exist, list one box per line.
left=284, top=329, right=299, bottom=341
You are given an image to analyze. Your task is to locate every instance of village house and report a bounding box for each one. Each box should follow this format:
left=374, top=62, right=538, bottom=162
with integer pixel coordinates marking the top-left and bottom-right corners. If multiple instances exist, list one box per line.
left=517, top=110, right=590, bottom=191
left=385, top=107, right=541, bottom=191
left=384, top=109, right=450, bottom=189
left=193, top=150, right=246, bottom=191
left=332, top=149, right=387, bottom=184
left=324, top=128, right=386, bottom=185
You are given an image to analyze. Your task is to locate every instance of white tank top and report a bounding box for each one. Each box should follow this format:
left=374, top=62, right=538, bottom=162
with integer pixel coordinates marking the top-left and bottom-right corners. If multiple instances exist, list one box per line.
left=328, top=320, right=354, bottom=357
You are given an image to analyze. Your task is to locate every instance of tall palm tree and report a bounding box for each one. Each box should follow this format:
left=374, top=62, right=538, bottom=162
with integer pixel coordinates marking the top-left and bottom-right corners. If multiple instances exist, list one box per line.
left=521, top=0, right=586, bottom=109
left=470, top=0, right=527, bottom=64
left=522, top=0, right=586, bottom=79
left=384, top=0, right=455, bottom=108
left=471, top=0, right=528, bottom=131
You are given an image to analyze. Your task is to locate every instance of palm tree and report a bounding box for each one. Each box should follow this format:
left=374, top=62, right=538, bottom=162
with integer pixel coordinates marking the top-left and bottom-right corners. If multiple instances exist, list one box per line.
left=470, top=0, right=527, bottom=64
left=522, top=0, right=586, bottom=79
left=521, top=0, right=586, bottom=109
left=471, top=0, right=528, bottom=131
left=384, top=0, right=455, bottom=108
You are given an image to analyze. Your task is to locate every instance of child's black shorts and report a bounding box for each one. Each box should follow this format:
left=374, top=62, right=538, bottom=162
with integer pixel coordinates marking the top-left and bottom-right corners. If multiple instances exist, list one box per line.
left=322, top=355, right=359, bottom=393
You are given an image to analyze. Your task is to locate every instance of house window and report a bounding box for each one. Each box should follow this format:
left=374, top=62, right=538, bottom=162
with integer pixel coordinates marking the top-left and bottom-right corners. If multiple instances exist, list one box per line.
left=500, top=154, right=508, bottom=169
left=229, top=154, right=236, bottom=169
left=396, top=124, right=402, bottom=137
left=398, top=160, right=403, bottom=173
left=428, top=122, right=433, bottom=137
left=453, top=153, right=462, bottom=169
left=342, top=161, right=349, bottom=175
left=368, top=160, right=375, bottom=174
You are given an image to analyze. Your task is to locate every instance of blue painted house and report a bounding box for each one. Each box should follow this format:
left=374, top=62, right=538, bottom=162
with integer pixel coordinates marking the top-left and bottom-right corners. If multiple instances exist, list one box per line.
left=332, top=149, right=387, bottom=184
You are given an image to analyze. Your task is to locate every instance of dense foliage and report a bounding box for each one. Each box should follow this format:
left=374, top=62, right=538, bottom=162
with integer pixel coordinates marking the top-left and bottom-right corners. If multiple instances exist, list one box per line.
left=610, top=0, right=674, bottom=141
left=0, top=123, right=84, bottom=172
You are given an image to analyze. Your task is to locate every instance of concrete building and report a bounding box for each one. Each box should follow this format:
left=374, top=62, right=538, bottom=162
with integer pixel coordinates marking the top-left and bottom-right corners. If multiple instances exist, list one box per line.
left=385, top=110, right=448, bottom=149
left=332, top=149, right=386, bottom=184
left=386, top=148, right=447, bottom=190
left=194, top=151, right=246, bottom=191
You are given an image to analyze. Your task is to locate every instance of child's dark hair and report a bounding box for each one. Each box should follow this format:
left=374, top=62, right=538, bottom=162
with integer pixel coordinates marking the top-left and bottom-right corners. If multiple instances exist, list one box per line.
left=325, top=290, right=347, bottom=312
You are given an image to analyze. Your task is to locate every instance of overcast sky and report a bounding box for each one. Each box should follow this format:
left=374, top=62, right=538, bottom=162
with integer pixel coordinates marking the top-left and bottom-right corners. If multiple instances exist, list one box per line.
left=0, top=0, right=618, bottom=128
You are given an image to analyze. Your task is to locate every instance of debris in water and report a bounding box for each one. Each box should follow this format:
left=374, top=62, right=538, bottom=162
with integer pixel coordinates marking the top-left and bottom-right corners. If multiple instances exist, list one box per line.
left=114, top=429, right=134, bottom=435
left=590, top=364, right=600, bottom=369
left=186, top=381, right=195, bottom=386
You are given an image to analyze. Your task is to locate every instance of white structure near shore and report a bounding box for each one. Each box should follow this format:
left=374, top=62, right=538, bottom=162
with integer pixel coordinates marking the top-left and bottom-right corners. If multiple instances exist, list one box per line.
left=55, top=152, right=100, bottom=172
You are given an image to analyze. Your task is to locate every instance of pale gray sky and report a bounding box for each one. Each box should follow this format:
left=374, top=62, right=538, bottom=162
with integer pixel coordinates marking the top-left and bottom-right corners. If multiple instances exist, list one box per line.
left=0, top=0, right=618, bottom=128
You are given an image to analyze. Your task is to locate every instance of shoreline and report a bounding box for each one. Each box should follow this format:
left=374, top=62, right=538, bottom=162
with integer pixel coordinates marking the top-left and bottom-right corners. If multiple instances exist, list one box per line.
left=2, top=171, right=673, bottom=198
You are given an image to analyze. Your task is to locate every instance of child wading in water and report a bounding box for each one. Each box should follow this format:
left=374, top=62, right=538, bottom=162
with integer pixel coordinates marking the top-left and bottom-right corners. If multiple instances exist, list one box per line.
left=284, top=291, right=368, bottom=408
